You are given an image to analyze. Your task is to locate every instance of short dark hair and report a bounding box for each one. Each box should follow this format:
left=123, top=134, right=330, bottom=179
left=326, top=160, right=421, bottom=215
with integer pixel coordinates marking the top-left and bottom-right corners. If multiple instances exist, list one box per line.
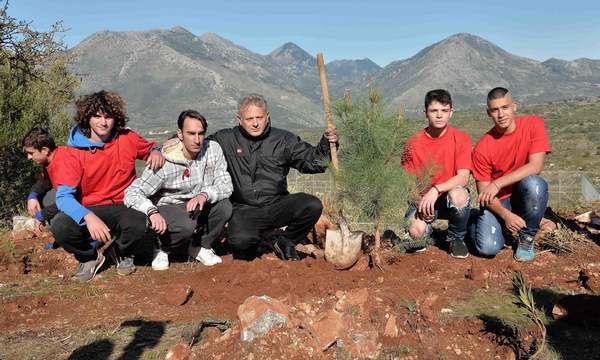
left=424, top=89, right=452, bottom=110
left=74, top=90, right=127, bottom=138
left=177, top=110, right=207, bottom=131
left=487, top=87, right=510, bottom=102
left=22, top=127, right=56, bottom=151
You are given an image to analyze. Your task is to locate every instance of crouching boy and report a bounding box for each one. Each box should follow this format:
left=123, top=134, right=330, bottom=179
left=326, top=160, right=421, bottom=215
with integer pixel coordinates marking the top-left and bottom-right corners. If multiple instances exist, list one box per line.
left=401, top=89, right=472, bottom=258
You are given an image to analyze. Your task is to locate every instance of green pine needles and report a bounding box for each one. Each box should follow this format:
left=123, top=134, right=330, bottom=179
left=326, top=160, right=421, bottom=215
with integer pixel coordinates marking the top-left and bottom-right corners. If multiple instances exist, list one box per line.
left=333, top=89, right=416, bottom=233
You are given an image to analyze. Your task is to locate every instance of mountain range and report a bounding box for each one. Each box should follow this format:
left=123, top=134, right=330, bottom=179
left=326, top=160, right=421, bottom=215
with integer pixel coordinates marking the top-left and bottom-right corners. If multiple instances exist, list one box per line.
left=69, top=28, right=600, bottom=130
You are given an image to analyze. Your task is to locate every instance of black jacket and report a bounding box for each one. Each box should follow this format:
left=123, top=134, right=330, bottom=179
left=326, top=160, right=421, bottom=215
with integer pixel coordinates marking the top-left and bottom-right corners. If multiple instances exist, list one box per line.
left=209, top=124, right=332, bottom=207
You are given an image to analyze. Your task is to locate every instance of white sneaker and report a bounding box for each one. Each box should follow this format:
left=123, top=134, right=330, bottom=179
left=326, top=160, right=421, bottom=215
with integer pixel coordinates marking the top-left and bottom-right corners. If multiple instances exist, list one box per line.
left=195, top=247, right=222, bottom=266
left=151, top=250, right=169, bottom=271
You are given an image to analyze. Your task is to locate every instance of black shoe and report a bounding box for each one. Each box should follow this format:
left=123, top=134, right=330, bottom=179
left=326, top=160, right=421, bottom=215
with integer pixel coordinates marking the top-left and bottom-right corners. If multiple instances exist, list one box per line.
left=272, top=236, right=300, bottom=261
left=382, top=229, right=402, bottom=247
left=449, top=238, right=469, bottom=259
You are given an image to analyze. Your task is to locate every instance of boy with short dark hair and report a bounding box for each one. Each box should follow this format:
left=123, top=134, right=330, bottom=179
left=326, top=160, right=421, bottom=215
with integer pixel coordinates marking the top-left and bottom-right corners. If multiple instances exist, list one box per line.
left=22, top=127, right=62, bottom=229
left=401, top=89, right=472, bottom=258
left=470, top=87, right=550, bottom=261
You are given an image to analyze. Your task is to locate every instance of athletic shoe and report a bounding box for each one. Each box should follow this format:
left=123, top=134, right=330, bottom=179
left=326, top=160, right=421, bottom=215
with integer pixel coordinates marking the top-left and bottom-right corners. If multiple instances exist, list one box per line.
left=73, top=253, right=105, bottom=282
left=196, top=247, right=222, bottom=266
left=514, top=234, right=535, bottom=262
left=151, top=250, right=169, bottom=271
left=116, top=256, right=136, bottom=275
left=449, top=238, right=469, bottom=258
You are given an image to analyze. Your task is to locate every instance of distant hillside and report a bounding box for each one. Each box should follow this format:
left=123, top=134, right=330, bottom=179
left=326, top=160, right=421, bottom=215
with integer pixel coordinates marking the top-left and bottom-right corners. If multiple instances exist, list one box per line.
left=371, top=33, right=600, bottom=112
left=71, top=28, right=321, bottom=130
left=69, top=29, right=600, bottom=131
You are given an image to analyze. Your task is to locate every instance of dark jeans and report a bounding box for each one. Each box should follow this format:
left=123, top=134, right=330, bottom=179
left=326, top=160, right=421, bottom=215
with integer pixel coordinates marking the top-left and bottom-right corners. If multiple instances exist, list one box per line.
left=154, top=199, right=232, bottom=253
left=51, top=204, right=148, bottom=263
left=469, top=175, right=548, bottom=256
left=227, top=193, right=323, bottom=260
left=404, top=190, right=471, bottom=241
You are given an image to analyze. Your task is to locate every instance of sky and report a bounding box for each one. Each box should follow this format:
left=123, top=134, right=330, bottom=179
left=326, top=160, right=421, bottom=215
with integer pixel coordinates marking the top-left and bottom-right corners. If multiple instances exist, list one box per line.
left=9, top=0, right=600, bottom=67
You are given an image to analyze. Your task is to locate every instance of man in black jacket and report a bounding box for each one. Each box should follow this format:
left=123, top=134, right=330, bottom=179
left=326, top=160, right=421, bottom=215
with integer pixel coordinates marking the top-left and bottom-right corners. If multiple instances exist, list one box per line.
left=210, top=94, right=338, bottom=261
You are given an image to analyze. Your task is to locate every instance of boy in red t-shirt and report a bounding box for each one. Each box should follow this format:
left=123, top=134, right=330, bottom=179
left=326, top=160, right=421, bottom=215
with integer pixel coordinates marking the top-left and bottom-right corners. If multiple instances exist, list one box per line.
left=470, top=87, right=550, bottom=262
left=401, top=89, right=472, bottom=258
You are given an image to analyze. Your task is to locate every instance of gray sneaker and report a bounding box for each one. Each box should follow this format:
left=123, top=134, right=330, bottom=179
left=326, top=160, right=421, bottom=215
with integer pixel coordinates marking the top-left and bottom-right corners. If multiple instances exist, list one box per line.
left=105, top=246, right=136, bottom=275
left=116, top=256, right=136, bottom=276
left=73, top=254, right=105, bottom=282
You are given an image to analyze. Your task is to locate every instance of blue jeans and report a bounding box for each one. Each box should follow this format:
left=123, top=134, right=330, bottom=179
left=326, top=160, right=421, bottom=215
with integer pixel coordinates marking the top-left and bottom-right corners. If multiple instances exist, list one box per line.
left=469, top=175, right=548, bottom=257
left=404, top=190, right=471, bottom=241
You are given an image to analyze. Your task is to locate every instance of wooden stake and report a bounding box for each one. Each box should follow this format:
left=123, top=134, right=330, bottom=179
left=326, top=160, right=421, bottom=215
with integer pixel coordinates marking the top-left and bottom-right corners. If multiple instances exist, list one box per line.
left=316, top=53, right=339, bottom=171
left=373, top=223, right=383, bottom=271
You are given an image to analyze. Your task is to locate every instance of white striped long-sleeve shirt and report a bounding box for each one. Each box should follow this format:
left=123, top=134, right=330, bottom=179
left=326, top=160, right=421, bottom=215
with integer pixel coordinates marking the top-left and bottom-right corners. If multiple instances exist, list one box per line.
left=124, top=139, right=233, bottom=215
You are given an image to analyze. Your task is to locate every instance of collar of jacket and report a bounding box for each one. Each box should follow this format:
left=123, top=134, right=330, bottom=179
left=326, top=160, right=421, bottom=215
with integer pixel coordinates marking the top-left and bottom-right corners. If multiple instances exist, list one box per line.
left=237, top=121, right=272, bottom=142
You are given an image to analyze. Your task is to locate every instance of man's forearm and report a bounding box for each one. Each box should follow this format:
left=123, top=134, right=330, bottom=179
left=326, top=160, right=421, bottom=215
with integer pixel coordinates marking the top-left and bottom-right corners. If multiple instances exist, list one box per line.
left=493, top=153, right=545, bottom=189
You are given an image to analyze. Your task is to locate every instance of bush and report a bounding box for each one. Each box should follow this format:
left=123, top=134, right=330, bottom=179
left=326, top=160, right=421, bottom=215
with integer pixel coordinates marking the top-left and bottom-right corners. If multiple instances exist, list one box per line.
left=0, top=2, right=78, bottom=226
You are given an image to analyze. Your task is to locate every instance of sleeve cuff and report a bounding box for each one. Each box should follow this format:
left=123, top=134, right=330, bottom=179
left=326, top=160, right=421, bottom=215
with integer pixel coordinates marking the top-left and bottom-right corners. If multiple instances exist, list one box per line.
left=35, top=211, right=44, bottom=221
left=71, top=207, right=91, bottom=225
left=27, top=192, right=39, bottom=201
left=200, top=191, right=213, bottom=203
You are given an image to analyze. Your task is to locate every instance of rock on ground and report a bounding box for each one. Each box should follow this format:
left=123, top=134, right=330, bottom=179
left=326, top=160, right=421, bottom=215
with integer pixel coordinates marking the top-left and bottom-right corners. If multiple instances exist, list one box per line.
left=238, top=295, right=289, bottom=342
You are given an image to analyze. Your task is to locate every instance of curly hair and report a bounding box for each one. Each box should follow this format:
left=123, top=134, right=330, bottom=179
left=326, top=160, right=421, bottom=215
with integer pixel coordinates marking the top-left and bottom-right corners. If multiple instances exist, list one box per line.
left=74, top=90, right=128, bottom=137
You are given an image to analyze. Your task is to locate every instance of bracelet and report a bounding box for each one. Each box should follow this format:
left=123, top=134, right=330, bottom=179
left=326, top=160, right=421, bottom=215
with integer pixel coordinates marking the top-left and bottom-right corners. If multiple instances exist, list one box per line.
left=147, top=208, right=159, bottom=217
left=432, top=185, right=441, bottom=194
left=198, top=192, right=208, bottom=201
left=491, top=181, right=501, bottom=190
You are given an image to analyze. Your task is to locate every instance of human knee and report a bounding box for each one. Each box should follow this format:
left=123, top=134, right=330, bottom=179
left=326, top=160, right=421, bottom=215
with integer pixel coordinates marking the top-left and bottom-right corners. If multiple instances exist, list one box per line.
left=50, top=213, right=78, bottom=244
left=299, top=193, right=323, bottom=217
left=408, top=220, right=427, bottom=239
left=214, top=199, right=233, bottom=219
left=516, top=175, right=548, bottom=196
left=447, top=187, right=470, bottom=209
left=473, top=228, right=503, bottom=256
left=120, top=210, right=147, bottom=235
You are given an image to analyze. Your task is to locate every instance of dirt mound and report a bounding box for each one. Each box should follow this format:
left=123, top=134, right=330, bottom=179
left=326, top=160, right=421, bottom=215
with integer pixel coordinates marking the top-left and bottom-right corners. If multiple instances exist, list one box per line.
left=2, top=227, right=600, bottom=358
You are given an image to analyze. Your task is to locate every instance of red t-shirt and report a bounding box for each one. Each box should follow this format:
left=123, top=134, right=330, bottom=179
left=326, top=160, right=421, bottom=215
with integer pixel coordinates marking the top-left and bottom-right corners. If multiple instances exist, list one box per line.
left=472, top=115, right=551, bottom=199
left=401, top=126, right=472, bottom=190
left=46, top=146, right=72, bottom=187
left=52, top=129, right=156, bottom=207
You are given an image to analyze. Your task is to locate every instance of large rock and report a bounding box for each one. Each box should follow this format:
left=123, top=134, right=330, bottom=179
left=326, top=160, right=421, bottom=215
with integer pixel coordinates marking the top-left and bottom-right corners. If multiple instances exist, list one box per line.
left=238, top=295, right=289, bottom=342
left=12, top=216, right=36, bottom=232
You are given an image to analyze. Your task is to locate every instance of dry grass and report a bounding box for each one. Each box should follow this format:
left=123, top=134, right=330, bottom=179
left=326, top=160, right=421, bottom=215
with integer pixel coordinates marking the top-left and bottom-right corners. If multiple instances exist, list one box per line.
left=0, top=229, right=17, bottom=265
left=536, top=223, right=592, bottom=255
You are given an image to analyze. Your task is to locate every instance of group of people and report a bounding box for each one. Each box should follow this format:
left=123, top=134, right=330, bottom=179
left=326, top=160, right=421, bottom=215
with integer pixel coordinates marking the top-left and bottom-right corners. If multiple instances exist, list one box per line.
left=21, top=86, right=549, bottom=282
left=401, top=87, right=549, bottom=262
left=22, top=91, right=337, bottom=281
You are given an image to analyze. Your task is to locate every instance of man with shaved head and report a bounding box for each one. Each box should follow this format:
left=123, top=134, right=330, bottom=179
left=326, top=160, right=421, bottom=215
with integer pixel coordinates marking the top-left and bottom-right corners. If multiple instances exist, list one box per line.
left=470, top=87, right=551, bottom=262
